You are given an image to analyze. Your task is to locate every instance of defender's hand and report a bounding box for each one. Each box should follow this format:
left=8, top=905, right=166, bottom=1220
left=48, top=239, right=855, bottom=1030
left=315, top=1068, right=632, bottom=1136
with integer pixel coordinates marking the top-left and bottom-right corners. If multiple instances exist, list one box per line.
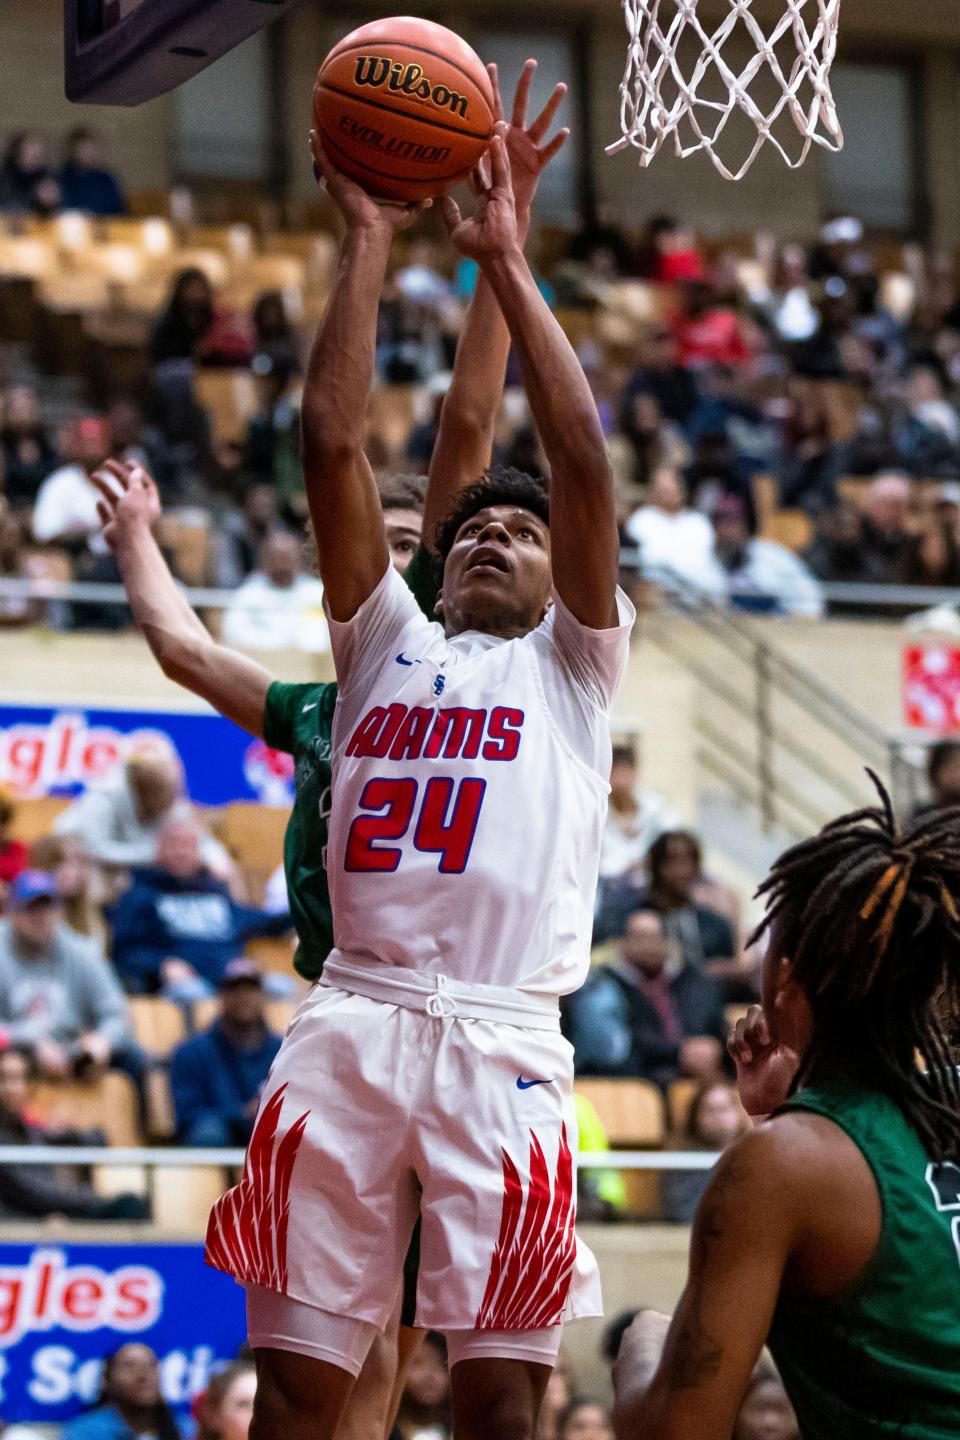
left=441, top=129, right=521, bottom=263
left=91, top=459, right=162, bottom=549
left=728, top=1003, right=799, bottom=1117
left=489, top=59, right=569, bottom=219
left=310, top=131, right=430, bottom=237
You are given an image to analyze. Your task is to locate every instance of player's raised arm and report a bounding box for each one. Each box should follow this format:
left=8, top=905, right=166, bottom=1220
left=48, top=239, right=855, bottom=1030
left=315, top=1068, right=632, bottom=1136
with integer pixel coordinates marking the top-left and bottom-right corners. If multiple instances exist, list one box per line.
left=91, top=459, right=273, bottom=738
left=422, top=61, right=569, bottom=551
left=303, top=138, right=427, bottom=620
left=441, top=129, right=618, bottom=630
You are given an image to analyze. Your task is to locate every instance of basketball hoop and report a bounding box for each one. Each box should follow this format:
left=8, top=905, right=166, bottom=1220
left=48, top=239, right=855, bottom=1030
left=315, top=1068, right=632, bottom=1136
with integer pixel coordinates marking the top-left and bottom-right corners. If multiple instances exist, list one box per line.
left=608, top=0, right=843, bottom=181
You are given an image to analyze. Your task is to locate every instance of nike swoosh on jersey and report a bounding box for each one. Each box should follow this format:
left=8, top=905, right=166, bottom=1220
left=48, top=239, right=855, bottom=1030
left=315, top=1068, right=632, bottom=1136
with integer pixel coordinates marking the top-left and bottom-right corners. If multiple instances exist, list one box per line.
left=396, top=653, right=422, bottom=666
left=516, top=1077, right=553, bottom=1090
left=302, top=702, right=318, bottom=712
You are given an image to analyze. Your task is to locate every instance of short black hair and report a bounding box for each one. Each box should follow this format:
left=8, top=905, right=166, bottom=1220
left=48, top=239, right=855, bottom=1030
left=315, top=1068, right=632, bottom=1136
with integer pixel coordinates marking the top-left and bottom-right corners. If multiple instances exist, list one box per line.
left=600, top=1308, right=640, bottom=1364
left=928, top=740, right=960, bottom=789
left=378, top=473, right=427, bottom=515
left=433, top=467, right=550, bottom=562
left=611, top=742, right=638, bottom=768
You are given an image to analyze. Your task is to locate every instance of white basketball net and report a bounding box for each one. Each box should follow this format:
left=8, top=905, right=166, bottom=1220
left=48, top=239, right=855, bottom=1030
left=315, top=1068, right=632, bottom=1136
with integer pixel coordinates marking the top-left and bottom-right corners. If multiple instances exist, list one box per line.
left=608, top=0, right=843, bottom=181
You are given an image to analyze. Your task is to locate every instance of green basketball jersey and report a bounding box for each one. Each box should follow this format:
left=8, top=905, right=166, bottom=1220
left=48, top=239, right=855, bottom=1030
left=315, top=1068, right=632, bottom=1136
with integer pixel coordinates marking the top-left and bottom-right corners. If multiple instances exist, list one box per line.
left=768, top=1076, right=960, bottom=1440
left=262, top=546, right=440, bottom=981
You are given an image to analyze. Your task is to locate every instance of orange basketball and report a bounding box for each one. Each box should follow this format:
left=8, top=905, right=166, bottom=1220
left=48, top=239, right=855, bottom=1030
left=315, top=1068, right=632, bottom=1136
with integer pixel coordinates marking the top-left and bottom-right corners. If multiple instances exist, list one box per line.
left=314, top=17, right=495, bottom=203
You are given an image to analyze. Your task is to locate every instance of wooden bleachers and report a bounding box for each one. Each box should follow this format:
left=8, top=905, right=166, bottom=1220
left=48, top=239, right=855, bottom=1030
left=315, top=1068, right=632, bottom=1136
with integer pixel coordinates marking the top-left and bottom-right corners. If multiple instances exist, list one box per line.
left=13, top=795, right=72, bottom=843
left=128, top=997, right=186, bottom=1061
left=32, top=1072, right=142, bottom=1147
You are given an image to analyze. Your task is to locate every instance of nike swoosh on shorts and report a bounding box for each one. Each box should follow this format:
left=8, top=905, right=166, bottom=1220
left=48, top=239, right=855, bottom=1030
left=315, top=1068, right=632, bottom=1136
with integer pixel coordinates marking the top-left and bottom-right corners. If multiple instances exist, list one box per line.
left=516, top=1077, right=552, bottom=1090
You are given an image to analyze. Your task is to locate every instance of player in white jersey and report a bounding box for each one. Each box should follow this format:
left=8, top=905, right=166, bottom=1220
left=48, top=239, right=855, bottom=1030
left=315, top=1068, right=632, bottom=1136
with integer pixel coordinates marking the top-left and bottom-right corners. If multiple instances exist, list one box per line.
left=206, top=125, right=634, bottom=1440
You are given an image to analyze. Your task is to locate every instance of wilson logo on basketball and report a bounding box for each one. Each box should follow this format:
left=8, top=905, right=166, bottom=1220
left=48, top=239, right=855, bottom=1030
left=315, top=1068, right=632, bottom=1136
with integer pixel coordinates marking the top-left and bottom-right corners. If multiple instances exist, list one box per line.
left=353, top=56, right=470, bottom=119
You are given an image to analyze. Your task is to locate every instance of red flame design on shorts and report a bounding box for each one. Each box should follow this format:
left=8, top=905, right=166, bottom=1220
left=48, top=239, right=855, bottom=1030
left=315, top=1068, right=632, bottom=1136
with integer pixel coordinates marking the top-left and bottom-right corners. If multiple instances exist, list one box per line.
left=475, top=1124, right=576, bottom=1330
left=205, top=1085, right=309, bottom=1293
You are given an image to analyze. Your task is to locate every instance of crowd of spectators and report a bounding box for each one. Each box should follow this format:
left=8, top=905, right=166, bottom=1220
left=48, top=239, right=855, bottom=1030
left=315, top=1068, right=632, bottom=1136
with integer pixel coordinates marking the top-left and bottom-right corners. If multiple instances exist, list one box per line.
left=1, top=132, right=960, bottom=636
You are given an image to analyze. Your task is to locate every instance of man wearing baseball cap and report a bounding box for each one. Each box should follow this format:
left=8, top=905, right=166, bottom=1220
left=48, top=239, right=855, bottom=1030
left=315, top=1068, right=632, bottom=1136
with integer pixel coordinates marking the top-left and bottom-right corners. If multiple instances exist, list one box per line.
left=169, top=958, right=282, bottom=1148
left=0, top=870, right=144, bottom=1086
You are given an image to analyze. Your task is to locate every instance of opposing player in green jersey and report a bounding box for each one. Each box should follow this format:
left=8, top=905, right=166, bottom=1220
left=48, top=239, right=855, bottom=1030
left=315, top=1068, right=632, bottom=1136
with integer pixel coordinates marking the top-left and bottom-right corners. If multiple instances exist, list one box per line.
left=93, top=60, right=569, bottom=1440
left=613, top=774, right=960, bottom=1440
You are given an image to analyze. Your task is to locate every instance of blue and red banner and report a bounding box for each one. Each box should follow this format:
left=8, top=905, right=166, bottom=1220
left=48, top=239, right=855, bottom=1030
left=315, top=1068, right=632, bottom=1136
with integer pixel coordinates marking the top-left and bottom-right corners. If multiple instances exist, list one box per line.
left=0, top=704, right=294, bottom=806
left=0, top=1243, right=246, bottom=1424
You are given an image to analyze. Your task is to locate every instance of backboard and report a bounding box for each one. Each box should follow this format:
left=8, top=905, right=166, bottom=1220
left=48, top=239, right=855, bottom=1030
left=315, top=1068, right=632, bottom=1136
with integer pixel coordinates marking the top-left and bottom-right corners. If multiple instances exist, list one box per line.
left=65, top=0, right=302, bottom=105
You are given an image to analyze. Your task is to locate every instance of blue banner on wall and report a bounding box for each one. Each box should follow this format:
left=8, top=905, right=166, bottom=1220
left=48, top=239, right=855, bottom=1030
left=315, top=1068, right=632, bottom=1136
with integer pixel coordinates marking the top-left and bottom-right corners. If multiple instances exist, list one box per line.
left=0, top=1243, right=247, bottom=1424
left=0, top=704, right=294, bottom=807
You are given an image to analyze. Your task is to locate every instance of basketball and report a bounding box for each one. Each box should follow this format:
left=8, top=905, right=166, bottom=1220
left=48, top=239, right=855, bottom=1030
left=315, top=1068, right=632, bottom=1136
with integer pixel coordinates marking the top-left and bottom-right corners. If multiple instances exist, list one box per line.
left=313, top=17, right=496, bottom=203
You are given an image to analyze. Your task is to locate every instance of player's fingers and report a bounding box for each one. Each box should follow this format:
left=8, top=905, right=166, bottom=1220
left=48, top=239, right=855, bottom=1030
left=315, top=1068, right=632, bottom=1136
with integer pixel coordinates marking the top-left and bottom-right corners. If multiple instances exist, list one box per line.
left=727, top=1017, right=751, bottom=1064
left=89, top=470, right=122, bottom=503
left=512, top=58, right=537, bottom=129
left=96, top=457, right=131, bottom=486
left=310, top=132, right=342, bottom=192
left=487, top=62, right=503, bottom=123
left=96, top=501, right=112, bottom=529
left=539, top=127, right=570, bottom=166
left=489, top=129, right=512, bottom=188
left=473, top=151, right=492, bottom=193
left=528, top=81, right=568, bottom=144
left=439, top=195, right=462, bottom=234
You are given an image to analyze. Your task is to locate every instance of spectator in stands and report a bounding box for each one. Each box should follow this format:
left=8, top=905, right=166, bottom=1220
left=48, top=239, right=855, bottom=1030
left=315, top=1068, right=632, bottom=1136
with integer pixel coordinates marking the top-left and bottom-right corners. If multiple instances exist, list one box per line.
left=170, top=958, right=281, bottom=1145
left=661, top=1077, right=749, bottom=1224
left=891, top=364, right=960, bottom=479
left=0, top=509, right=43, bottom=628
left=734, top=1367, right=800, bottom=1440
left=636, top=215, right=705, bottom=285
left=65, top=1345, right=181, bottom=1440
left=568, top=204, right=634, bottom=277
left=624, top=327, right=699, bottom=429
left=803, top=499, right=887, bottom=598
left=406, top=371, right=452, bottom=468
left=1, top=386, right=58, bottom=510
left=565, top=909, right=725, bottom=1088
left=252, top=291, right=297, bottom=370
left=243, top=354, right=304, bottom=514
left=861, top=472, right=912, bottom=582
left=558, top=1400, right=614, bottom=1440
left=392, top=1332, right=451, bottom=1440
left=0, top=132, right=59, bottom=216
left=150, top=268, right=216, bottom=366
left=751, top=244, right=819, bottom=344
left=222, top=528, right=328, bottom=652
left=898, top=518, right=960, bottom=588
left=0, top=871, right=145, bottom=1085
left=777, top=386, right=846, bottom=513
left=912, top=739, right=960, bottom=821
left=617, top=389, right=691, bottom=501
left=214, top=482, right=279, bottom=588
left=58, top=127, right=127, bottom=216
left=671, top=281, right=753, bottom=370
left=623, top=466, right=718, bottom=594
left=0, top=789, right=27, bottom=887
left=0, top=1046, right=148, bottom=1220
left=706, top=493, right=824, bottom=617
left=57, top=752, right=231, bottom=874
left=600, top=742, right=679, bottom=884
left=644, top=832, right=750, bottom=997
left=28, top=833, right=105, bottom=941
left=197, top=1359, right=256, bottom=1440
left=31, top=415, right=111, bottom=554
left=109, top=818, right=290, bottom=996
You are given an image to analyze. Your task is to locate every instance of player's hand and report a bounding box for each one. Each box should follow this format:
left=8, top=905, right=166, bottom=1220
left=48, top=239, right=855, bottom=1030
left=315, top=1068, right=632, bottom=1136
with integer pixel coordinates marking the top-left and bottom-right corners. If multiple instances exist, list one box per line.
left=441, top=128, right=521, bottom=263
left=489, top=59, right=569, bottom=221
left=91, top=459, right=161, bottom=548
left=310, top=131, right=430, bottom=237
left=728, top=1002, right=799, bottom=1117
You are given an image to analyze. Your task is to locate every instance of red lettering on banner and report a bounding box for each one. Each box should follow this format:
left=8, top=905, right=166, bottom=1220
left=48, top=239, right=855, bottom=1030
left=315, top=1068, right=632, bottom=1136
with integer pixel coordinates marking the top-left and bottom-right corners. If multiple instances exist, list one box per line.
left=0, top=1279, right=22, bottom=1340
left=114, top=1272, right=155, bottom=1324
left=62, top=1275, right=104, bottom=1323
left=33, top=1257, right=54, bottom=1320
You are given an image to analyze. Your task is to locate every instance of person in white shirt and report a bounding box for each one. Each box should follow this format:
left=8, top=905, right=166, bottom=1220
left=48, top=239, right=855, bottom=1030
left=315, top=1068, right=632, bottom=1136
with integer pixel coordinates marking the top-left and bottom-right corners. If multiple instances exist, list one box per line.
left=32, top=416, right=110, bottom=550
left=624, top=466, right=721, bottom=596
left=55, top=752, right=232, bottom=877
left=706, top=494, right=824, bottom=618
left=221, top=528, right=328, bottom=653
left=207, top=125, right=634, bottom=1440
left=600, top=741, right=680, bottom=881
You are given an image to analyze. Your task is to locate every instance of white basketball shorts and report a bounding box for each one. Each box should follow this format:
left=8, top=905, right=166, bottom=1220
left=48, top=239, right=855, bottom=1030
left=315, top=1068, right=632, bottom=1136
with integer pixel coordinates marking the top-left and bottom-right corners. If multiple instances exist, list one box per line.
left=205, top=958, right=602, bottom=1335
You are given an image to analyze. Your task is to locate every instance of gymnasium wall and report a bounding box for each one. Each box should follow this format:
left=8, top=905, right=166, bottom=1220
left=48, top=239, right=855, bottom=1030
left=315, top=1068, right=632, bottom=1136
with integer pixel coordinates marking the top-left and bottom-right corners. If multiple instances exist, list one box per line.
left=3, top=0, right=960, bottom=238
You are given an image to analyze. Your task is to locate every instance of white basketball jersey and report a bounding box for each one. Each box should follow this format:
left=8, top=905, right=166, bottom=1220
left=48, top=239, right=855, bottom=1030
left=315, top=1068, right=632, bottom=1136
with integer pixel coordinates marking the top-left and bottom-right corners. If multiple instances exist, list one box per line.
left=326, top=567, right=635, bottom=997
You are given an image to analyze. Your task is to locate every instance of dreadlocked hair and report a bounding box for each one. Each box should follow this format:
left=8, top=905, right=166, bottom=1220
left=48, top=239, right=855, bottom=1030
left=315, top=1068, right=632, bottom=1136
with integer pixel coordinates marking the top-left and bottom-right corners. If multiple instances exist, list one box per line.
left=433, top=467, right=550, bottom=562
left=751, top=770, right=960, bottom=1161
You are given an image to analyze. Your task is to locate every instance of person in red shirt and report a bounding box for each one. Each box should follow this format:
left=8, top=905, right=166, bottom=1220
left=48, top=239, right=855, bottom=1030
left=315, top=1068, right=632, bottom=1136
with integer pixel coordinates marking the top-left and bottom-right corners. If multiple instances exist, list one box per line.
left=671, top=280, right=753, bottom=369
left=0, top=790, right=27, bottom=887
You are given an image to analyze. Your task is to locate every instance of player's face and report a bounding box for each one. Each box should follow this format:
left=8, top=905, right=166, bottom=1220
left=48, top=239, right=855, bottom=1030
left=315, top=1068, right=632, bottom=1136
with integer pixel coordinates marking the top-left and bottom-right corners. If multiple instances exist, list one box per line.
left=384, top=506, right=422, bottom=577
left=440, top=505, right=552, bottom=638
